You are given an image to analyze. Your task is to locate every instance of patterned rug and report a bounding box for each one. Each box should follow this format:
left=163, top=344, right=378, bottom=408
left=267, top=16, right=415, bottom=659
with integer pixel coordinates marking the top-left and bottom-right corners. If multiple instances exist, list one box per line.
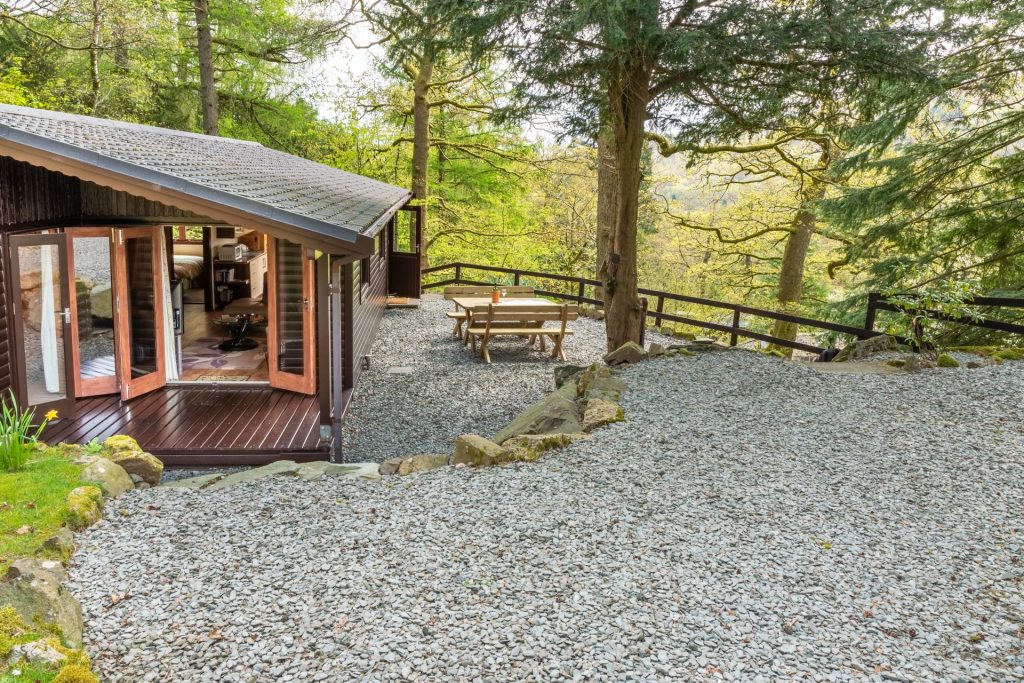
left=180, top=337, right=267, bottom=371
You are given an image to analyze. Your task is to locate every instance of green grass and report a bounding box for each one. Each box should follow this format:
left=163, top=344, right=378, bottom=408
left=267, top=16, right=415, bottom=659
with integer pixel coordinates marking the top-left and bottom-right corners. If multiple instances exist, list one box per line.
left=0, top=452, right=82, bottom=573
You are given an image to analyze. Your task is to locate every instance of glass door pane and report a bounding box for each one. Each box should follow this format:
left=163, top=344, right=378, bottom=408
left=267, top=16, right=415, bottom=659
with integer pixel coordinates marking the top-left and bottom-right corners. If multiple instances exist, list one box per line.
left=115, top=228, right=165, bottom=400
left=8, top=233, right=75, bottom=418
left=69, top=231, right=118, bottom=396
left=268, top=238, right=315, bottom=394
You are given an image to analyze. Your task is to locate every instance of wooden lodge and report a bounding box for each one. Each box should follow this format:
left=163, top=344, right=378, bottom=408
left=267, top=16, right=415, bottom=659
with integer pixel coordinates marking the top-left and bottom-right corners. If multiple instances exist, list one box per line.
left=0, top=104, right=422, bottom=463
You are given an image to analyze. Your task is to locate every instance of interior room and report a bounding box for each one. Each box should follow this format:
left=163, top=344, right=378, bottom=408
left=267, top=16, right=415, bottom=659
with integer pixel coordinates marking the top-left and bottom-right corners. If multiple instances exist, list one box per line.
left=171, top=226, right=270, bottom=382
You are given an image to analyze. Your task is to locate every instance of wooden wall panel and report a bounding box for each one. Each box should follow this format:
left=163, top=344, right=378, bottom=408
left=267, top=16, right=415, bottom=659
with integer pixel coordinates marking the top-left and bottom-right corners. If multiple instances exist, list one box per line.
left=349, top=238, right=389, bottom=388
left=0, top=157, right=80, bottom=227
left=0, top=238, right=10, bottom=393
left=80, top=181, right=204, bottom=221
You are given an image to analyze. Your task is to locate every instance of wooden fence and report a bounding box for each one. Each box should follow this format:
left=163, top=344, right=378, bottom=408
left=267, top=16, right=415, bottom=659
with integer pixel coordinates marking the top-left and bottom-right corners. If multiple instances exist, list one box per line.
left=423, top=262, right=1024, bottom=354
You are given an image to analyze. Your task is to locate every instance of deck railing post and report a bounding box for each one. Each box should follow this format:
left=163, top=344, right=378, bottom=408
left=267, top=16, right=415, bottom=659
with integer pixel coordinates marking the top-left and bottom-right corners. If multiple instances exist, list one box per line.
left=514, top=271, right=521, bottom=286
left=654, top=296, right=665, bottom=327
left=865, top=292, right=879, bottom=333
left=577, top=279, right=585, bottom=303
left=640, top=297, right=648, bottom=347
left=454, top=263, right=462, bottom=284
left=730, top=309, right=741, bottom=347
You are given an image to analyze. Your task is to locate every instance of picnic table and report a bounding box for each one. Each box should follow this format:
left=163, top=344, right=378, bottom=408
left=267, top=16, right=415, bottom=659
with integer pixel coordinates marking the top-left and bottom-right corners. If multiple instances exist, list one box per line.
left=450, top=297, right=577, bottom=362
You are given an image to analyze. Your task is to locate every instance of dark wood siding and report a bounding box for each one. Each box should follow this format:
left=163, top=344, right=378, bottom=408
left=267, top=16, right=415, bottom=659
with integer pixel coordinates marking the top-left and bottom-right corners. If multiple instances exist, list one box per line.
left=79, top=181, right=205, bottom=221
left=0, top=237, right=10, bottom=393
left=0, top=157, right=80, bottom=227
left=349, top=234, right=389, bottom=387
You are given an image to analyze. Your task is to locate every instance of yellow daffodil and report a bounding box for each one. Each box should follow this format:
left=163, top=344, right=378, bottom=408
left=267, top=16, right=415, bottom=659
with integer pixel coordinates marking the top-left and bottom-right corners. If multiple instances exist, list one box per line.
left=44, top=409, right=59, bottom=421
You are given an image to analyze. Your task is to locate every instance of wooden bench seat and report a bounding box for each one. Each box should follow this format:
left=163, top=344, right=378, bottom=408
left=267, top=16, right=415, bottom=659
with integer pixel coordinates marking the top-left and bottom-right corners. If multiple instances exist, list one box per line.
left=464, top=303, right=578, bottom=363
left=443, top=285, right=535, bottom=339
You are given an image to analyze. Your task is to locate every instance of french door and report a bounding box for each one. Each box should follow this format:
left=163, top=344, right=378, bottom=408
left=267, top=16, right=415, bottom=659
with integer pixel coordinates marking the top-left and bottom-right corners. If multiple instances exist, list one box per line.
left=266, top=237, right=316, bottom=394
left=113, top=227, right=166, bottom=400
left=7, top=233, right=77, bottom=418
left=67, top=229, right=119, bottom=397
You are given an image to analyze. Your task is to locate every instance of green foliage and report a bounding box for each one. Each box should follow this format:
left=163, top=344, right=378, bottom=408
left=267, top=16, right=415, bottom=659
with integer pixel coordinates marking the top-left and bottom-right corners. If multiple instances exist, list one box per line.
left=936, top=353, right=960, bottom=368
left=0, top=391, right=57, bottom=472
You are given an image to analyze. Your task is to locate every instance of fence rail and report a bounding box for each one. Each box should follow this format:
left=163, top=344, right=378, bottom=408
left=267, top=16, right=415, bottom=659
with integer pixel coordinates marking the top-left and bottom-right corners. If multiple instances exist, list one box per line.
left=424, top=262, right=1024, bottom=353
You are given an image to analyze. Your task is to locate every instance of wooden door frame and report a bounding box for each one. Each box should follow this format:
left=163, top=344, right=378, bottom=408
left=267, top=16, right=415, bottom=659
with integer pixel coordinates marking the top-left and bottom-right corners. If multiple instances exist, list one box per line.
left=113, top=226, right=167, bottom=401
left=66, top=227, right=119, bottom=397
left=6, top=232, right=77, bottom=417
left=267, top=237, right=317, bottom=395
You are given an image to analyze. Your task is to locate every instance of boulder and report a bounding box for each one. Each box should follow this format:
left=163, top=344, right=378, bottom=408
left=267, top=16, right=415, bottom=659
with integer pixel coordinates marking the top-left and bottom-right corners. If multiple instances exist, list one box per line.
left=40, top=529, right=75, bottom=557
left=65, top=486, right=103, bottom=530
left=667, top=344, right=697, bottom=356
left=832, top=335, right=904, bottom=363
left=554, top=364, right=587, bottom=389
left=8, top=558, right=68, bottom=584
left=578, top=367, right=626, bottom=405
left=381, top=454, right=450, bottom=476
left=452, top=435, right=512, bottom=468
left=296, top=461, right=381, bottom=481
left=583, top=399, right=625, bottom=432
left=604, top=341, right=647, bottom=366
left=8, top=639, right=68, bottom=667
left=591, top=309, right=606, bottom=321
left=160, top=473, right=224, bottom=490
left=493, top=382, right=583, bottom=443
left=648, top=342, right=666, bottom=358
left=205, top=460, right=301, bottom=490
left=0, top=560, right=83, bottom=647
left=101, top=436, right=164, bottom=486
left=89, top=283, right=113, bottom=321
left=80, top=458, right=134, bottom=498
left=902, top=354, right=936, bottom=373
left=936, top=353, right=961, bottom=368
left=501, top=433, right=584, bottom=462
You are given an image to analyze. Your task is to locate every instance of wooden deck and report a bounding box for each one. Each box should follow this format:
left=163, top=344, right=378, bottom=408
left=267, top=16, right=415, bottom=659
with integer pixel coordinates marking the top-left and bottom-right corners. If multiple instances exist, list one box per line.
left=43, top=385, right=329, bottom=465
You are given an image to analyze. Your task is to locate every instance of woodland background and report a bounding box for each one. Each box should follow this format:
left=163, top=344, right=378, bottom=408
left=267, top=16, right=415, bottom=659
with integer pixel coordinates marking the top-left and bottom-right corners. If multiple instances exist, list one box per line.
left=1, top=1, right=1021, bottom=349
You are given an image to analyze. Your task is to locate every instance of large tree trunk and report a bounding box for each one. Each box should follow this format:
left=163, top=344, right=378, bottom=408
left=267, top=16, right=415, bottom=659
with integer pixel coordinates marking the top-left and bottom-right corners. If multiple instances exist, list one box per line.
left=411, top=58, right=433, bottom=268
left=770, top=146, right=831, bottom=354
left=89, top=0, right=101, bottom=112
left=595, top=125, right=617, bottom=304
left=194, top=0, right=218, bottom=136
left=602, top=63, right=650, bottom=352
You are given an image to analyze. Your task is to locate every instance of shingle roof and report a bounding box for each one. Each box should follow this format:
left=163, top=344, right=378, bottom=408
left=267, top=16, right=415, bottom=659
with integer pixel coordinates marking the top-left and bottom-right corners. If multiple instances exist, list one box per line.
left=0, top=104, right=411, bottom=252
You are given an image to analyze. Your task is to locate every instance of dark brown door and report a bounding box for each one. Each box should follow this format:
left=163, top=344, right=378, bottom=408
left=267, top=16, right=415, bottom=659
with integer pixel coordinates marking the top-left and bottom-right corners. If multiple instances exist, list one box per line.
left=388, top=206, right=422, bottom=298
left=7, top=233, right=77, bottom=418
left=113, top=227, right=167, bottom=401
left=67, top=228, right=119, bottom=397
left=267, top=237, right=316, bottom=394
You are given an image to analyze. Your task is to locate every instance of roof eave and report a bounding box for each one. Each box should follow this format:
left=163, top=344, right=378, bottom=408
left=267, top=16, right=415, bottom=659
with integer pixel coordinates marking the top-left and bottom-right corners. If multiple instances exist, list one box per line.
left=0, top=125, right=377, bottom=256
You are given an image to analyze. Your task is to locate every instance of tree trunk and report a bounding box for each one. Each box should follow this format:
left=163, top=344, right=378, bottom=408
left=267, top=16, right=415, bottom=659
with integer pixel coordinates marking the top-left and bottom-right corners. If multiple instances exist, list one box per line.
left=602, top=63, right=651, bottom=352
left=194, top=0, right=218, bottom=136
left=595, top=125, right=617, bottom=304
left=89, top=0, right=101, bottom=112
left=411, top=57, right=433, bottom=268
left=770, top=147, right=831, bottom=354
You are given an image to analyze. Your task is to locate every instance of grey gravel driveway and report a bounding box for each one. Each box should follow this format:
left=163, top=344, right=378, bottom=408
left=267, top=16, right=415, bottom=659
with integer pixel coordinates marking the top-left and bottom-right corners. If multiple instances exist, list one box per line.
left=69, top=331, right=1024, bottom=682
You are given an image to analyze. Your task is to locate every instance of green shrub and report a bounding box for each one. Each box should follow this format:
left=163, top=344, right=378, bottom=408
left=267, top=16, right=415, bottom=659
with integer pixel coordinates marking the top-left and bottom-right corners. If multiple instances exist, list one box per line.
left=937, top=353, right=961, bottom=368
left=1, top=389, right=59, bottom=472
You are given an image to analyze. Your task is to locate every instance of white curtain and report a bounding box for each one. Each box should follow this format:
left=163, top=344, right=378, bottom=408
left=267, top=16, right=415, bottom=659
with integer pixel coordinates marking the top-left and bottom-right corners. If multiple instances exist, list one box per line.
left=158, top=234, right=180, bottom=381
left=39, top=245, right=60, bottom=394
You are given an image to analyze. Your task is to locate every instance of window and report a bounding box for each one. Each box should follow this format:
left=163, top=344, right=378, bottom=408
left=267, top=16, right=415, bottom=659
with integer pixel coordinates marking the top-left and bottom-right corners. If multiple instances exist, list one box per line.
left=171, top=226, right=204, bottom=244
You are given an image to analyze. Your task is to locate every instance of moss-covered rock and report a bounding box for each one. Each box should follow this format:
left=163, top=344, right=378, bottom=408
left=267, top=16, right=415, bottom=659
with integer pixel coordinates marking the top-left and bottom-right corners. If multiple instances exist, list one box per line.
left=0, top=560, right=83, bottom=648
left=452, top=435, right=512, bottom=468
left=492, top=382, right=583, bottom=443
left=832, top=335, right=905, bottom=362
left=604, top=341, right=647, bottom=366
left=936, top=353, right=961, bottom=368
left=582, top=399, right=625, bottom=432
left=80, top=458, right=134, bottom=498
left=101, top=436, right=163, bottom=486
left=501, top=433, right=584, bottom=462
left=65, top=486, right=103, bottom=530
left=886, top=359, right=906, bottom=368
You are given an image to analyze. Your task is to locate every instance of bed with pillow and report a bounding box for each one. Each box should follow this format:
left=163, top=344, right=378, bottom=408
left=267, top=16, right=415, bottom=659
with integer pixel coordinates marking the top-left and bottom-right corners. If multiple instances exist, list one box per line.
left=172, top=254, right=205, bottom=288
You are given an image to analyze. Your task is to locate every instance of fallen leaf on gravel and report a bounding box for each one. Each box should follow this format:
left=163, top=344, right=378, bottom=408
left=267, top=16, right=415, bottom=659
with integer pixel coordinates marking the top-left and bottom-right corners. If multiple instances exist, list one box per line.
left=208, top=629, right=225, bottom=640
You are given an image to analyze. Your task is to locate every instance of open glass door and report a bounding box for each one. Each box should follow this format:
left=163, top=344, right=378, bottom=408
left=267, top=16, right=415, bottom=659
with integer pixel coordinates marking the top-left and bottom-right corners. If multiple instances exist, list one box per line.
left=113, top=227, right=166, bottom=400
left=68, top=229, right=118, bottom=397
left=7, top=233, right=76, bottom=418
left=267, top=237, right=316, bottom=394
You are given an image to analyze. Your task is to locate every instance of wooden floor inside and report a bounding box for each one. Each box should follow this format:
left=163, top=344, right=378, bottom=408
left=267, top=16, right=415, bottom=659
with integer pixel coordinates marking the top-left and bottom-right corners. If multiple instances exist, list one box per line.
left=43, top=386, right=329, bottom=465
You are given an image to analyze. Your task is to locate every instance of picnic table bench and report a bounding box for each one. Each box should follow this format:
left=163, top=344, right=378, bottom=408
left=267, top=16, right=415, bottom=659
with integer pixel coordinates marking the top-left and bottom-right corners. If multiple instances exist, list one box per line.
left=443, top=285, right=536, bottom=339
left=463, top=301, right=579, bottom=363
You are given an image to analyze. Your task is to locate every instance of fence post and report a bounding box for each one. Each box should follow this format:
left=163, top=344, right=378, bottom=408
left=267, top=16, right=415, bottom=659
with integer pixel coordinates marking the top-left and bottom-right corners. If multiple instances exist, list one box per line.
left=454, top=264, right=462, bottom=284
left=654, top=296, right=665, bottom=328
left=639, top=297, right=648, bottom=347
left=577, top=279, right=585, bottom=303
left=864, top=292, right=879, bottom=333
left=514, top=272, right=521, bottom=286
left=730, top=309, right=741, bottom=347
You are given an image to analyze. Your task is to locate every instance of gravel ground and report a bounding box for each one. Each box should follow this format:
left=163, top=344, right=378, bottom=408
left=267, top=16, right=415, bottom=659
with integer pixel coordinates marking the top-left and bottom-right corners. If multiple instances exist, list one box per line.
left=69, top=349, right=1024, bottom=682
left=342, top=296, right=674, bottom=462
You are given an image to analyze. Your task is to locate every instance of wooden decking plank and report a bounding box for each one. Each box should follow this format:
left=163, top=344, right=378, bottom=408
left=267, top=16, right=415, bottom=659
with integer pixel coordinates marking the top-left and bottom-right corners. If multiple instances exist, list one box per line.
left=113, top=389, right=193, bottom=449
left=235, top=389, right=291, bottom=450
left=254, top=391, right=309, bottom=451
left=273, top=396, right=321, bottom=450
left=175, top=388, right=250, bottom=450
left=209, top=387, right=276, bottom=450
